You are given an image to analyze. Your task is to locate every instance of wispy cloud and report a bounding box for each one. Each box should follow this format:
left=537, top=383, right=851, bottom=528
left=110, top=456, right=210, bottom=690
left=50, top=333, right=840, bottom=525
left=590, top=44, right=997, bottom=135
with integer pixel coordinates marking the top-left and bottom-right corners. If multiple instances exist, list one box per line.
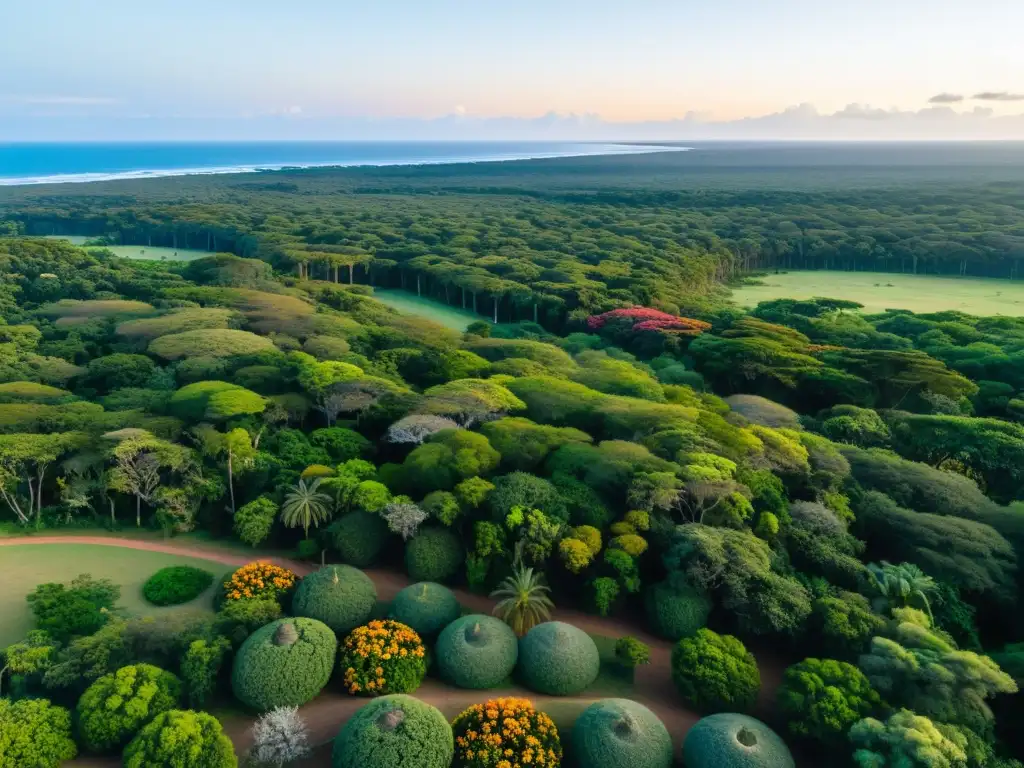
left=1, top=94, right=118, bottom=106
left=972, top=91, right=1024, bottom=102
left=928, top=93, right=963, bottom=104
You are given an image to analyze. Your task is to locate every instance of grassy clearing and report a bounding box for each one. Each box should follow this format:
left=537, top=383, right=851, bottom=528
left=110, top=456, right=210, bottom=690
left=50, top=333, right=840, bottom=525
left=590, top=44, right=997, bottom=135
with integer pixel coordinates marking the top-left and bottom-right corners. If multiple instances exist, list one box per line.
left=0, top=543, right=226, bottom=646
left=43, top=235, right=208, bottom=261
left=372, top=289, right=485, bottom=331
left=732, top=271, right=1024, bottom=316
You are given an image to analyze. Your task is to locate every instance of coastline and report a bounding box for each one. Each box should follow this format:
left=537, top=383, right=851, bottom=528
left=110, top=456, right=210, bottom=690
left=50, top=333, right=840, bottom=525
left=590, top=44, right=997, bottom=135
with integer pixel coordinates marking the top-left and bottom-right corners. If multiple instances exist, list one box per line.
left=0, top=142, right=689, bottom=187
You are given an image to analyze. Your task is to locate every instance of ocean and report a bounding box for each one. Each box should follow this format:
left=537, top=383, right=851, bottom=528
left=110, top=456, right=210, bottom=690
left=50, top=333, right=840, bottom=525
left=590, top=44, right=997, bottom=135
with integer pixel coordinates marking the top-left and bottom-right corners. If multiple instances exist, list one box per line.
left=0, top=141, right=680, bottom=186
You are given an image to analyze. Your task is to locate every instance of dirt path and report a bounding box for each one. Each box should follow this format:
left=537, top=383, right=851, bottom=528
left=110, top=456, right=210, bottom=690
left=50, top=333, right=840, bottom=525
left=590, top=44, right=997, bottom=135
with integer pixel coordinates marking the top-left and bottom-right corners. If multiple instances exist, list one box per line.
left=0, top=534, right=790, bottom=766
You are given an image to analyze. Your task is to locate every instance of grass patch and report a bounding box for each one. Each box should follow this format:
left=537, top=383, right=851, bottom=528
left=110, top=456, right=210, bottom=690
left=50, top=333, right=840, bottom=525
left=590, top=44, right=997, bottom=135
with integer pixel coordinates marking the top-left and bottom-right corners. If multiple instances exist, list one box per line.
left=587, top=633, right=636, bottom=695
left=731, top=270, right=1024, bottom=316
left=0, top=543, right=227, bottom=646
left=91, top=245, right=209, bottom=262
left=372, top=289, right=485, bottom=331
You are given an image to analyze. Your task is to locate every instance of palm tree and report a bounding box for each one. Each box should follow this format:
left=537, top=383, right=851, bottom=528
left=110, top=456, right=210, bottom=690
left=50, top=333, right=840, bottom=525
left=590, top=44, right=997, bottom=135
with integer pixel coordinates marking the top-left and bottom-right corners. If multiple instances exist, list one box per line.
left=490, top=563, right=555, bottom=636
left=280, top=479, right=332, bottom=538
left=867, top=561, right=936, bottom=623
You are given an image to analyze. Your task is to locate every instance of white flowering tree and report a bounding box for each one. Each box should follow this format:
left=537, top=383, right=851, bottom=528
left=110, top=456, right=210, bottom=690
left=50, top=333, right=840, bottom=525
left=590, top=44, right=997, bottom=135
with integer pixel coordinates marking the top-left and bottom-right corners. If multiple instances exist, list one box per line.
left=247, top=706, right=310, bottom=767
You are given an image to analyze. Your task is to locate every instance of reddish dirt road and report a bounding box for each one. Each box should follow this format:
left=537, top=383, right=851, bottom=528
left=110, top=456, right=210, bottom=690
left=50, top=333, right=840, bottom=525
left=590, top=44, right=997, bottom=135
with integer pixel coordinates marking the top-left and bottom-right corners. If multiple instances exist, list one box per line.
left=0, top=534, right=790, bottom=766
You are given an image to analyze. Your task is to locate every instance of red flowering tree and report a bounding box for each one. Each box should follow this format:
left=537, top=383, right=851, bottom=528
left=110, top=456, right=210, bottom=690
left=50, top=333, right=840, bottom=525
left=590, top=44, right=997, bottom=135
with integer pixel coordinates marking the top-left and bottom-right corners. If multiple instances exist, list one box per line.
left=587, top=307, right=711, bottom=337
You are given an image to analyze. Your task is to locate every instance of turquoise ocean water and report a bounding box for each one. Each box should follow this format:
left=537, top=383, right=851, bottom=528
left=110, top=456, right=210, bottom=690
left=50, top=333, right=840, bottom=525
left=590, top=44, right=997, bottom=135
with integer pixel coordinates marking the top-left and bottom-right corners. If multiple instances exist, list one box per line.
left=0, top=141, right=678, bottom=186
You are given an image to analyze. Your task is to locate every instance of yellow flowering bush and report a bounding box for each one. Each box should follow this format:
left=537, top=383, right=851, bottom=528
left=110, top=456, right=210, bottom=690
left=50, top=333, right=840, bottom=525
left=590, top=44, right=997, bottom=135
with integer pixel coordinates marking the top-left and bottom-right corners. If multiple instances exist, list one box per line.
left=223, top=561, right=297, bottom=603
left=452, top=697, right=562, bottom=768
left=339, top=619, right=427, bottom=696
left=558, top=538, right=592, bottom=574
left=610, top=534, right=649, bottom=557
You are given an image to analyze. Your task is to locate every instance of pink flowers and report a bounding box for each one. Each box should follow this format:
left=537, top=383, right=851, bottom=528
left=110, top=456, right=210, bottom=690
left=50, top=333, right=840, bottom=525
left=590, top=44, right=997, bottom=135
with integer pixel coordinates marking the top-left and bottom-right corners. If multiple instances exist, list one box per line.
left=586, top=307, right=711, bottom=336
left=586, top=307, right=679, bottom=330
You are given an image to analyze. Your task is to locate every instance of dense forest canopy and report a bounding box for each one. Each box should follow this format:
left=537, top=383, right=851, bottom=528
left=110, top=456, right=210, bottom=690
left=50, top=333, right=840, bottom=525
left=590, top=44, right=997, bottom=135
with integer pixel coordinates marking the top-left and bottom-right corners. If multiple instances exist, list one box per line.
left=2, top=144, right=1024, bottom=334
left=2, top=148, right=1024, bottom=767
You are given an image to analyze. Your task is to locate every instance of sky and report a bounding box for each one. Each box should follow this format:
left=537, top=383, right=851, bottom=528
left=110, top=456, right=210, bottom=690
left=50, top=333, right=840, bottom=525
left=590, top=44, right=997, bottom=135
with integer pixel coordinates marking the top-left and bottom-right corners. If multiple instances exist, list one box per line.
left=2, top=0, right=1023, bottom=140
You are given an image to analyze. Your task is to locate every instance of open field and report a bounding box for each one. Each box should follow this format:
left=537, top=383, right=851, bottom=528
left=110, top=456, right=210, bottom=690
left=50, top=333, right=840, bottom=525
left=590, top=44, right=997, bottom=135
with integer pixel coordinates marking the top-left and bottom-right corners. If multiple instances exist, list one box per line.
left=372, top=288, right=485, bottom=330
left=731, top=270, right=1024, bottom=316
left=0, top=543, right=227, bottom=645
left=43, top=235, right=209, bottom=261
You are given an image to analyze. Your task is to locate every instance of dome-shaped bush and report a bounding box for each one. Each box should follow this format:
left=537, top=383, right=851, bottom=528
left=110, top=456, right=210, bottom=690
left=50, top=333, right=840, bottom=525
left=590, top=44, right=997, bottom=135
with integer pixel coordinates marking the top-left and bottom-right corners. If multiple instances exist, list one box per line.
left=331, top=510, right=390, bottom=567
left=571, top=698, right=673, bottom=768
left=123, top=710, right=236, bottom=768
left=388, top=582, right=461, bottom=638
left=452, top=697, right=562, bottom=768
left=338, top=620, right=427, bottom=696
left=435, top=614, right=518, bottom=689
left=404, top=527, right=464, bottom=583
left=517, top=621, right=600, bottom=696
left=645, top=579, right=712, bottom=640
left=231, top=618, right=337, bottom=711
left=143, top=565, right=214, bottom=606
left=681, top=713, right=795, bottom=768
left=332, top=694, right=453, bottom=768
left=76, top=663, right=182, bottom=753
left=292, top=565, right=376, bottom=634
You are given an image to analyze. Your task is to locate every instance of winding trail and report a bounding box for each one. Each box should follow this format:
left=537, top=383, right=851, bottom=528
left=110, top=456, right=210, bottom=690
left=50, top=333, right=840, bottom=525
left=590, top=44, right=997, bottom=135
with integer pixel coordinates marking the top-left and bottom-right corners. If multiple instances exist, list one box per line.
left=0, top=534, right=790, bottom=767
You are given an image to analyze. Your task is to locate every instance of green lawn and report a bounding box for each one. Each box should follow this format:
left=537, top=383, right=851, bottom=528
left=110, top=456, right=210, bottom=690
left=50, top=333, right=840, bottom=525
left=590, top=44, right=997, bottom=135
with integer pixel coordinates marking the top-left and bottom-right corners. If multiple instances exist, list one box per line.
left=43, top=236, right=209, bottom=261
left=0, top=544, right=227, bottom=646
left=731, top=271, right=1024, bottom=316
left=372, top=289, right=486, bottom=331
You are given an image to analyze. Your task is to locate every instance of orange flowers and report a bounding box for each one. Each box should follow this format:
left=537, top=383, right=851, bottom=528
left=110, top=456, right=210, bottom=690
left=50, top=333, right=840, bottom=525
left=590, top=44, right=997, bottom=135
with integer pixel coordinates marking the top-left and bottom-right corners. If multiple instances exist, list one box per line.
left=223, top=561, right=297, bottom=602
left=339, top=620, right=426, bottom=696
left=452, top=697, right=562, bottom=768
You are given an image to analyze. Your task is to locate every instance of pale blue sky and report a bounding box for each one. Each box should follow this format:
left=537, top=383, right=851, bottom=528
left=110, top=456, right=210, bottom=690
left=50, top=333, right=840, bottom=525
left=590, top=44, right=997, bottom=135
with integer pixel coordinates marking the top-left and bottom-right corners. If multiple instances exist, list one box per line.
left=2, top=0, right=1022, bottom=139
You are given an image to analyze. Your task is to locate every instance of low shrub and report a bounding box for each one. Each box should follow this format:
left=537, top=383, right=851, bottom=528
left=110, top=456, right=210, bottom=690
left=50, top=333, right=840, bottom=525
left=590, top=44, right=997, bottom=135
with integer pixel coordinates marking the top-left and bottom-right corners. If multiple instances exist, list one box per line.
left=435, top=614, right=518, bottom=689
left=388, top=582, right=461, bottom=638
left=222, top=561, right=297, bottom=604
left=0, top=698, right=77, bottom=768
left=232, top=618, right=337, bottom=711
left=404, top=527, right=464, bottom=583
left=213, top=598, right=282, bottom=647
left=76, top=663, right=182, bottom=753
left=332, top=694, right=453, bottom=768
left=571, top=698, right=673, bottom=768
left=291, top=565, right=377, bottom=635
left=123, top=710, right=237, bottom=768
left=644, top=579, right=712, bottom=640
left=451, top=697, right=561, bottom=768
left=338, top=620, right=427, bottom=696
left=671, top=628, right=761, bottom=713
left=681, top=713, right=794, bottom=768
left=331, top=510, right=391, bottom=567
left=614, top=636, right=651, bottom=669
left=517, top=621, right=600, bottom=696
left=142, top=566, right=214, bottom=607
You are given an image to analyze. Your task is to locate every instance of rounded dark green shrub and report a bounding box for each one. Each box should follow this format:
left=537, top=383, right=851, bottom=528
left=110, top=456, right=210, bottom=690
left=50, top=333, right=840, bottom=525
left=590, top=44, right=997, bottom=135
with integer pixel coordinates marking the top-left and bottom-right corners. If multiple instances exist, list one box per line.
left=681, top=713, right=794, bottom=768
left=388, top=582, right=461, bottom=638
left=231, top=617, right=337, bottom=711
left=331, top=510, right=390, bottom=567
left=332, top=694, right=453, bottom=768
left=76, top=663, right=182, bottom=753
left=435, top=614, right=518, bottom=689
left=123, top=709, right=236, bottom=768
left=142, top=565, right=215, bottom=607
left=571, top=698, right=673, bottom=768
left=644, top=579, right=712, bottom=641
left=291, top=565, right=377, bottom=634
left=517, top=620, right=600, bottom=696
left=404, top=527, right=464, bottom=584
